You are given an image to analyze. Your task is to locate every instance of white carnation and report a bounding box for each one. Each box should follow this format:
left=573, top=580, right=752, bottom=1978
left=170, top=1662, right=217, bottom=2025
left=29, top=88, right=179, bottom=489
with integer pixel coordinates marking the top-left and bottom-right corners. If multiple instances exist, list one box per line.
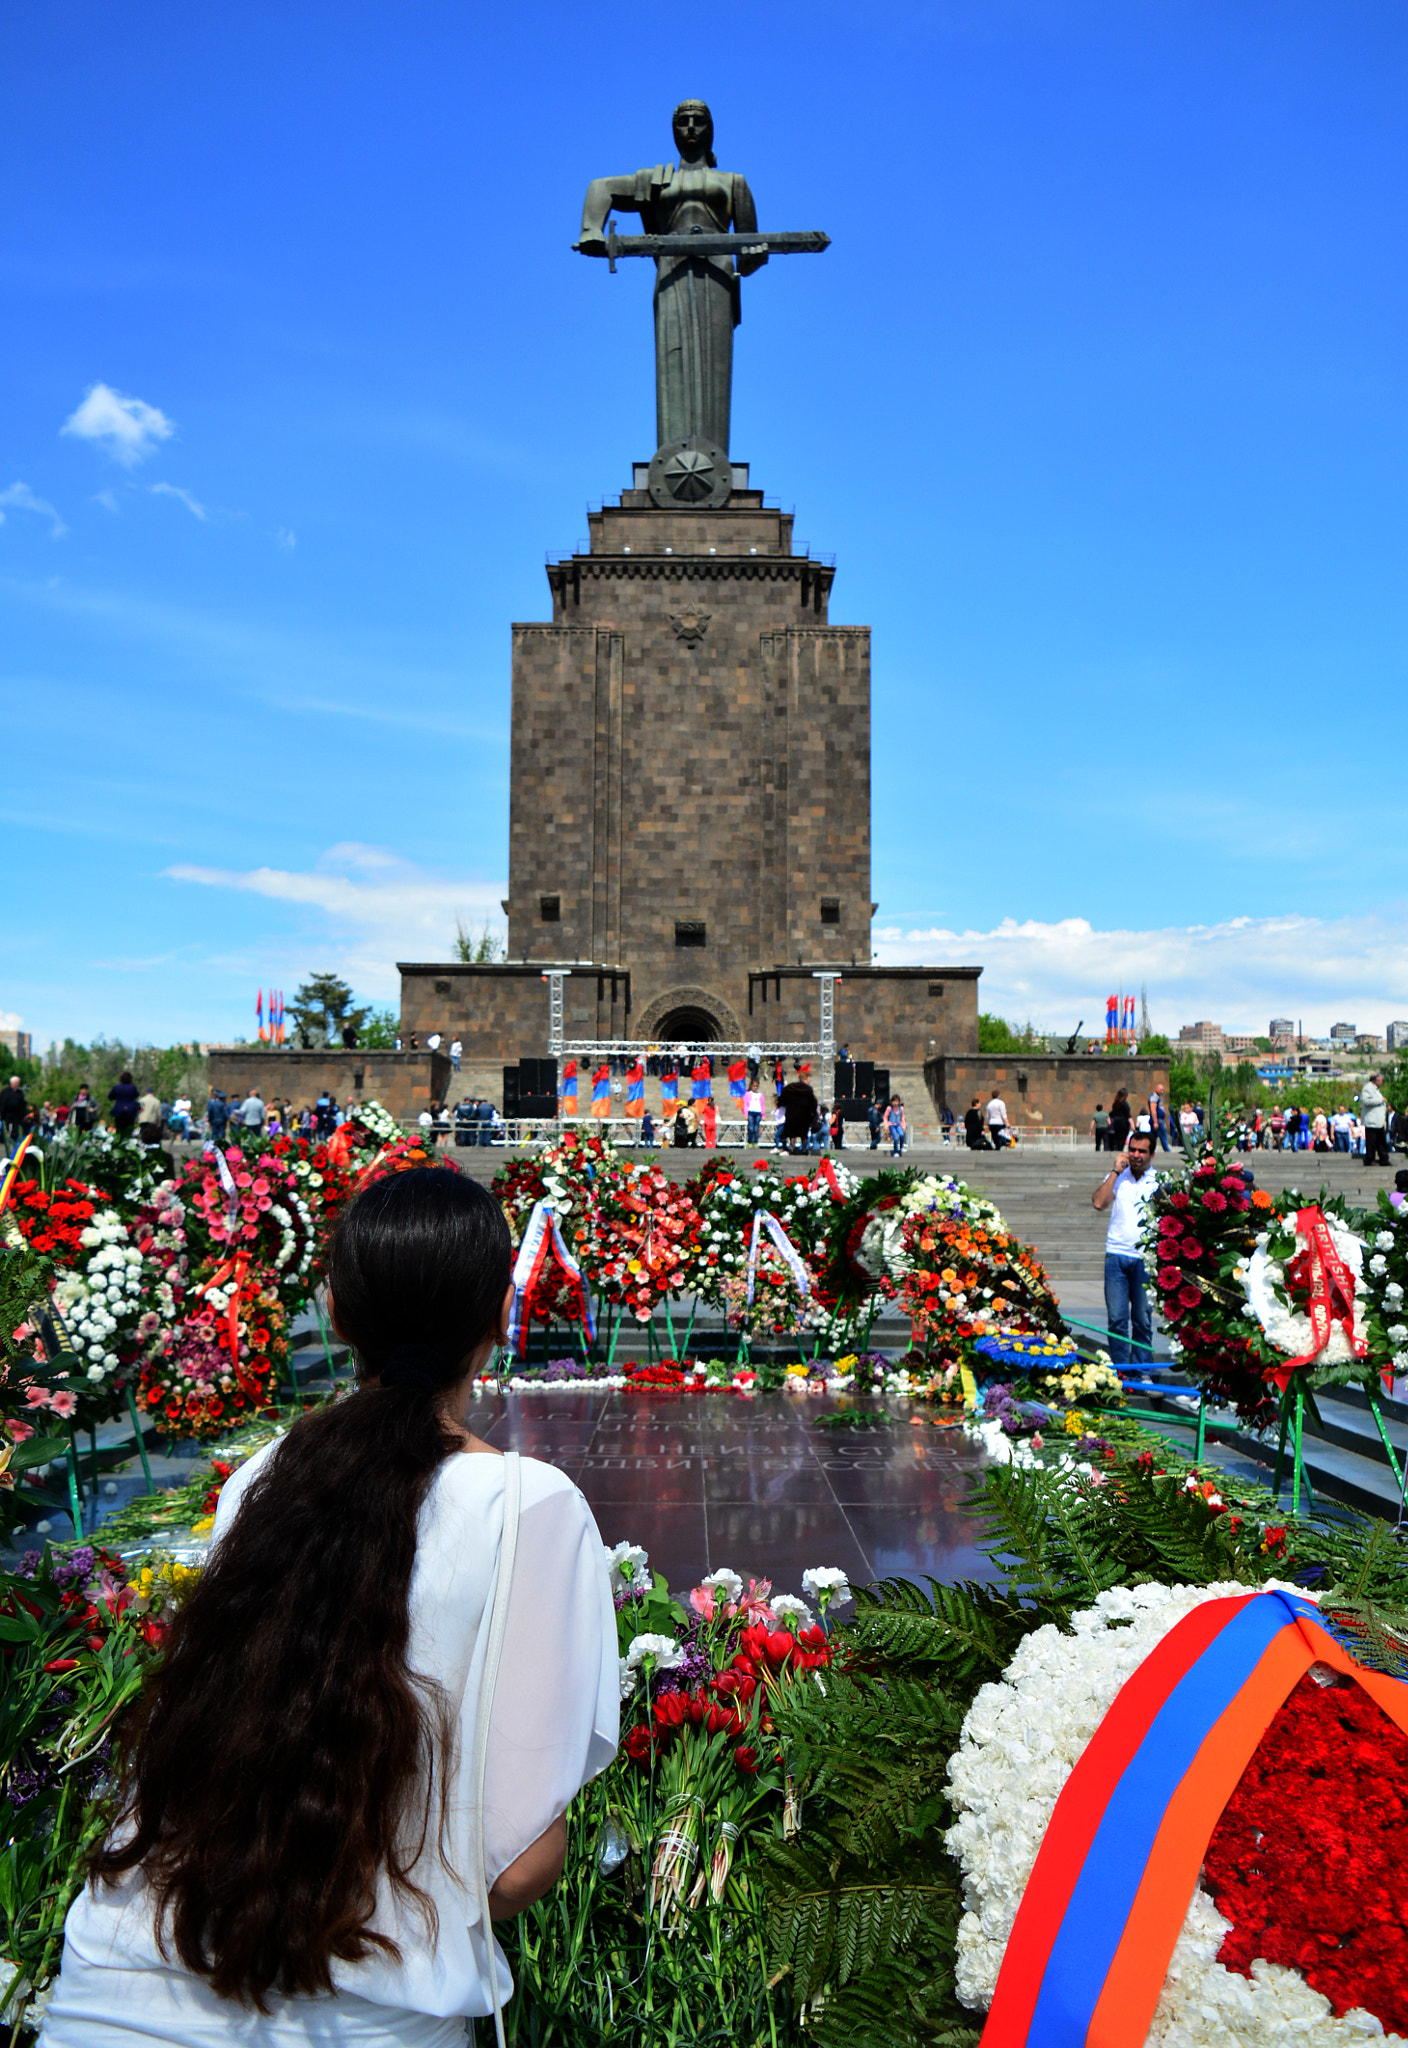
left=625, top=1632, right=681, bottom=1672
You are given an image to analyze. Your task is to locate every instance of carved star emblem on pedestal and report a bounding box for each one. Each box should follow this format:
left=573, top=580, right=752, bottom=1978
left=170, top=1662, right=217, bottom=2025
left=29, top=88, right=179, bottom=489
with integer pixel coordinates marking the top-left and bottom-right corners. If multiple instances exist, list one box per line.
left=664, top=448, right=717, bottom=502
left=670, top=609, right=711, bottom=645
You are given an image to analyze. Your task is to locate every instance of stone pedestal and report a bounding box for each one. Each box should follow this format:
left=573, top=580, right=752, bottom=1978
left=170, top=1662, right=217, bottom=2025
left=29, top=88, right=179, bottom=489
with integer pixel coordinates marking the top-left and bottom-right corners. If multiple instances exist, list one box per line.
left=399, top=465, right=982, bottom=1091
left=506, top=465, right=868, bottom=1041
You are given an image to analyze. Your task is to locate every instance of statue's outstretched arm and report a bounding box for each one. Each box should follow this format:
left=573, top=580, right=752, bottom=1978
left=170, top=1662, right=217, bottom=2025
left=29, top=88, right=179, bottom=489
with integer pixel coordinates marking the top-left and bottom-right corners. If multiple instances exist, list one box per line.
left=731, top=177, right=768, bottom=275
left=574, top=175, right=645, bottom=253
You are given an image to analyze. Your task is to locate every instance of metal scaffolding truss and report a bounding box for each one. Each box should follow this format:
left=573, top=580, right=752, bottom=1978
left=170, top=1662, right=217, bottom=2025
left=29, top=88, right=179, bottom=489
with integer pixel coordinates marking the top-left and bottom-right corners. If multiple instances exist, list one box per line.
left=540, top=969, right=844, bottom=1069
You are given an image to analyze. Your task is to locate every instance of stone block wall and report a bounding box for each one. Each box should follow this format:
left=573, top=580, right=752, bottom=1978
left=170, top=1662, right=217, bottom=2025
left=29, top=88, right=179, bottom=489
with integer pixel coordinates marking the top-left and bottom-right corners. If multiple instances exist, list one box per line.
left=926, top=1054, right=1173, bottom=1132
left=207, top=1048, right=450, bottom=1123
left=746, top=965, right=981, bottom=1067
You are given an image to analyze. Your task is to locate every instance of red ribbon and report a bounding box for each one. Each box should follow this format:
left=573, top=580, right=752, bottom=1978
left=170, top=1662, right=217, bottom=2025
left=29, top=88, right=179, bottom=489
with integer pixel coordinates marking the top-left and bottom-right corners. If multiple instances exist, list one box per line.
left=1269, top=1206, right=1366, bottom=1390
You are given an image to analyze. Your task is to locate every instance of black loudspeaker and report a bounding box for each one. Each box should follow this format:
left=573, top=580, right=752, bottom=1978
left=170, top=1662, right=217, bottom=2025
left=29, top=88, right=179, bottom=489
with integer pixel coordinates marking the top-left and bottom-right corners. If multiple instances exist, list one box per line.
left=518, top=1094, right=557, bottom=1118
left=538, top=1056, right=558, bottom=1097
left=518, top=1058, right=540, bottom=1095
left=838, top=1098, right=870, bottom=1122
left=854, top=1060, right=875, bottom=1099
left=871, top=1067, right=890, bottom=1103
left=834, top=1059, right=855, bottom=1100
left=502, top=1067, right=520, bottom=1112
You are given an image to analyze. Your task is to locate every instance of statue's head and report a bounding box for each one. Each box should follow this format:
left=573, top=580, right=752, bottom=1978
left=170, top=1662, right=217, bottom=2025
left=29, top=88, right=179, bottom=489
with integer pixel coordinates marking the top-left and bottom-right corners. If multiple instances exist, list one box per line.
left=673, top=99, right=716, bottom=167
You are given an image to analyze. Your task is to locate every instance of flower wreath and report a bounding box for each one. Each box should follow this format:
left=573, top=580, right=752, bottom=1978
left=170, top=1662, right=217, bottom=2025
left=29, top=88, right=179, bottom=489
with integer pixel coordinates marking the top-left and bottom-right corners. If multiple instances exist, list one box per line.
left=1243, top=1200, right=1369, bottom=1390
left=947, top=1582, right=1408, bottom=2045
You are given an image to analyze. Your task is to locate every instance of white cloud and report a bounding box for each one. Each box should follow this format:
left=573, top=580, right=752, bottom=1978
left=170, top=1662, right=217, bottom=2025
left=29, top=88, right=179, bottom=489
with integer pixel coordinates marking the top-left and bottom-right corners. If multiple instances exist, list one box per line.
left=92, top=489, right=119, bottom=512
left=149, top=481, right=206, bottom=520
left=0, top=1009, right=23, bottom=1034
left=163, top=844, right=507, bottom=1000
left=61, top=382, right=174, bottom=466
left=0, top=482, right=67, bottom=538
left=275, top=527, right=296, bottom=550
left=872, top=910, right=1408, bottom=1039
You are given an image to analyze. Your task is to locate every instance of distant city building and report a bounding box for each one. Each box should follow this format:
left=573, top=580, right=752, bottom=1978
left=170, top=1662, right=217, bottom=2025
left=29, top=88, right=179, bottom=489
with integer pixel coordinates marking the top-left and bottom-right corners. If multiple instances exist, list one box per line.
left=0, top=1028, right=31, bottom=1061
left=1178, top=1021, right=1224, bottom=1049
left=1389, top=1020, right=1408, bottom=1053
left=1329, top=1021, right=1356, bottom=1042
left=1223, top=1035, right=1258, bottom=1055
left=1269, top=1017, right=1294, bottom=1040
left=1356, top=1034, right=1385, bottom=1053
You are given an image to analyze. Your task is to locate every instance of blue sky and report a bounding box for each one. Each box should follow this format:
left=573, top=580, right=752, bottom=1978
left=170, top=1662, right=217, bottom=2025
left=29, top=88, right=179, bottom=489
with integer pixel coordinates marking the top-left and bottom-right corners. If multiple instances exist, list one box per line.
left=3, top=0, right=1406, bottom=1050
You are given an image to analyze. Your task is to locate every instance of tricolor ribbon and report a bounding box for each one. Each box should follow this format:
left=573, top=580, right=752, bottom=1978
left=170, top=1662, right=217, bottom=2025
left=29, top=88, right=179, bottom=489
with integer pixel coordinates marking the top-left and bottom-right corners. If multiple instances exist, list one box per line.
left=195, top=1251, right=264, bottom=1399
left=0, top=1134, right=35, bottom=1217
left=505, top=1199, right=596, bottom=1357
left=744, top=1209, right=811, bottom=1309
left=560, top=1059, right=578, bottom=1114
left=982, top=1588, right=1408, bottom=2048
left=814, top=1157, right=846, bottom=1201
left=1271, top=1205, right=1367, bottom=1391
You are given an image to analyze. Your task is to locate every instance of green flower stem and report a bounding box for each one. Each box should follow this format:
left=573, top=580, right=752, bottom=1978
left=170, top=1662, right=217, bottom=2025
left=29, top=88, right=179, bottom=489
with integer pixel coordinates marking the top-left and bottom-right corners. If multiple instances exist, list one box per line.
left=123, top=1383, right=155, bottom=1493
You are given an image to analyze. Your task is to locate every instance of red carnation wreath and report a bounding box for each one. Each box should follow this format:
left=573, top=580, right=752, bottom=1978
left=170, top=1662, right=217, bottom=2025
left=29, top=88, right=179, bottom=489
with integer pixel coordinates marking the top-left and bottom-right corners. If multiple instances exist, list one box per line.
left=1205, top=1669, right=1408, bottom=2034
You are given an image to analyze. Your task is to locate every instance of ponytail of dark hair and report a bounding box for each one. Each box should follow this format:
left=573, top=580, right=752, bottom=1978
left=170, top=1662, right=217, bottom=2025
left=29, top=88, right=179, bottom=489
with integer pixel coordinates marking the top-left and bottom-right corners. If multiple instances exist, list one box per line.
left=91, top=1166, right=512, bottom=2009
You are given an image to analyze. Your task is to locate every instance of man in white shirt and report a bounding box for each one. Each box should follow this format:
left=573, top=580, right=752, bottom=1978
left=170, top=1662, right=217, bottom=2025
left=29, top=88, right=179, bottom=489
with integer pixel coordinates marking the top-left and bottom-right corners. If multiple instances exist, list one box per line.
left=450, top=1038, right=462, bottom=1072
left=1092, top=1127, right=1159, bottom=1368
left=986, top=1091, right=1010, bottom=1148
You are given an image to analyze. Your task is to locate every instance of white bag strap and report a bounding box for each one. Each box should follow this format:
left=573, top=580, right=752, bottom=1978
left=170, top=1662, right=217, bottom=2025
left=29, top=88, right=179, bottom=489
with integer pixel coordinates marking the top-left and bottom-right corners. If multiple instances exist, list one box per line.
left=470, top=1449, right=520, bottom=2048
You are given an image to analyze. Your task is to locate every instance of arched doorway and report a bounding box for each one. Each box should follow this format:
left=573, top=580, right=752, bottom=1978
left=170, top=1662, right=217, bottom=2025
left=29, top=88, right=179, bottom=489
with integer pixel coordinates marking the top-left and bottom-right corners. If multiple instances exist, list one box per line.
left=634, top=985, right=743, bottom=1044
left=656, top=1005, right=720, bottom=1044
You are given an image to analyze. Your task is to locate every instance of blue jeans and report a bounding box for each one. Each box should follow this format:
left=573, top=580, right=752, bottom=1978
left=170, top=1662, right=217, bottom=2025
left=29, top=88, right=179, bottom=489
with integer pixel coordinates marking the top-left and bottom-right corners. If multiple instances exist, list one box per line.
left=1104, top=1252, right=1153, bottom=1368
left=746, top=1111, right=761, bottom=1143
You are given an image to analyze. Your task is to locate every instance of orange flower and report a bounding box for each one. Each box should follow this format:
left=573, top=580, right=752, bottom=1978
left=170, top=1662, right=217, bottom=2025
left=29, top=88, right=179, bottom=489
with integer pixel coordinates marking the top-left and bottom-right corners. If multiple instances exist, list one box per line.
left=1251, top=1189, right=1272, bottom=1210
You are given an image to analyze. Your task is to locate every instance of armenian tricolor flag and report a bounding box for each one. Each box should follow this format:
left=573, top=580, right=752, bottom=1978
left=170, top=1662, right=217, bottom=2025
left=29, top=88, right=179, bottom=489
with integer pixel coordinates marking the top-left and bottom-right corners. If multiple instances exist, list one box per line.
left=661, top=1068, right=679, bottom=1117
left=983, top=1588, right=1408, bottom=2048
left=559, top=1059, right=578, bottom=1115
left=691, top=1061, right=712, bottom=1100
left=590, top=1063, right=611, bottom=1118
left=256, top=988, right=267, bottom=1042
left=728, top=1059, right=747, bottom=1109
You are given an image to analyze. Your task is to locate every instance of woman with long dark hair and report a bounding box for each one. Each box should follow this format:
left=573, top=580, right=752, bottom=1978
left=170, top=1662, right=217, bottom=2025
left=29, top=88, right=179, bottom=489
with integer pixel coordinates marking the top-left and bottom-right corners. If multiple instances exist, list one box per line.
left=1107, top=1087, right=1132, bottom=1152
left=44, top=1167, right=618, bottom=2046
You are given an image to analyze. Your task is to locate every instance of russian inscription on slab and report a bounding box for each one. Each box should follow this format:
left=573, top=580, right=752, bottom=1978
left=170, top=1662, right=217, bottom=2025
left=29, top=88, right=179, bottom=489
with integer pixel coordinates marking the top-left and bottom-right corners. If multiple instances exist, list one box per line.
left=574, top=98, right=829, bottom=494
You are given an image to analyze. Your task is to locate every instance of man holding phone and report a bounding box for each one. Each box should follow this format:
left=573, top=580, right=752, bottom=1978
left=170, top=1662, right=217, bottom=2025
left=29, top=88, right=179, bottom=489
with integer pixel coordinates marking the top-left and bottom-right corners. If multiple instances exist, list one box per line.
left=1092, top=1128, right=1160, bottom=1368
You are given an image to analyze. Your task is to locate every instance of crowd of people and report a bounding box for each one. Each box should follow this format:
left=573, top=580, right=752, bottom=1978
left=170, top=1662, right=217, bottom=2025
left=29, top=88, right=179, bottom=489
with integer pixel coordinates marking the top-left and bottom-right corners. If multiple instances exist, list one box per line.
left=1086, top=1078, right=1406, bottom=1164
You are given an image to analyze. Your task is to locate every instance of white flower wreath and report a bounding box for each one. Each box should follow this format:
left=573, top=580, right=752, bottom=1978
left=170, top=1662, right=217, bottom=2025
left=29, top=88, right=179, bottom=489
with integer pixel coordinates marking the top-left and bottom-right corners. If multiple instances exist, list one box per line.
left=1243, top=1212, right=1367, bottom=1365
left=946, top=1581, right=1404, bottom=2046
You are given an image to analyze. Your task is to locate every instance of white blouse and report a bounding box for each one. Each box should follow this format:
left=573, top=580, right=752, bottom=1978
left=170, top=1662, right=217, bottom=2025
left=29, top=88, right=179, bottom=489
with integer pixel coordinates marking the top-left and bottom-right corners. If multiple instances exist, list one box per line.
left=43, top=1444, right=619, bottom=2047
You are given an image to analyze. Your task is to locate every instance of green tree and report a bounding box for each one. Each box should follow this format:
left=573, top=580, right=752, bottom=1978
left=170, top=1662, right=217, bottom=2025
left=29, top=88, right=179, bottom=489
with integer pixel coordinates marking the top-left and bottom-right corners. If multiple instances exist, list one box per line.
left=1139, top=1033, right=1171, bottom=1055
left=977, top=1013, right=1043, bottom=1053
left=452, top=918, right=502, bottom=963
left=284, top=974, right=369, bottom=1049
left=359, top=1008, right=401, bottom=1050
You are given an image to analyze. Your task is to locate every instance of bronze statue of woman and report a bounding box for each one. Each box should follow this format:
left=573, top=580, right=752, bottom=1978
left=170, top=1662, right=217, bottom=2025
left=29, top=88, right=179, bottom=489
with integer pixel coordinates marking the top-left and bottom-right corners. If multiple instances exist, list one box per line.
left=574, top=101, right=765, bottom=456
